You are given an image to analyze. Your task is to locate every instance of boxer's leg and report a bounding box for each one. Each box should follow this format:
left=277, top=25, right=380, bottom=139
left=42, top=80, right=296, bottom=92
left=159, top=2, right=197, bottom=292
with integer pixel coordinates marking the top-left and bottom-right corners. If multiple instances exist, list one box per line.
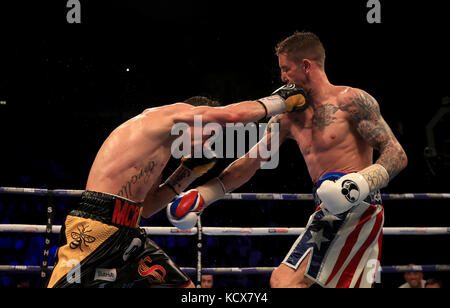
left=270, top=252, right=315, bottom=288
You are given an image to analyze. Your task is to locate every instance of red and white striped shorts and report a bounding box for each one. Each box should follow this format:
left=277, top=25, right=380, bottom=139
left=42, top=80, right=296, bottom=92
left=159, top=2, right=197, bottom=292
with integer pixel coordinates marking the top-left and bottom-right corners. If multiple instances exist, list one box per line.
left=282, top=172, right=384, bottom=288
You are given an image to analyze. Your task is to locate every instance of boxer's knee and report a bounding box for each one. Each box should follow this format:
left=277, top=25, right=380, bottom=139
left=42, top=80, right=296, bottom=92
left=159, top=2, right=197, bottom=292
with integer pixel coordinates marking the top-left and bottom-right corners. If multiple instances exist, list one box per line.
left=270, top=267, right=283, bottom=288
left=270, top=265, right=296, bottom=288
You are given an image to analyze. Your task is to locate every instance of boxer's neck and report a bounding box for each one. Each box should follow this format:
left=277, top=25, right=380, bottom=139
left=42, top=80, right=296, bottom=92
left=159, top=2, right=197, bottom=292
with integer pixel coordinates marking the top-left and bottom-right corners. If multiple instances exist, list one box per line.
left=305, top=69, right=335, bottom=105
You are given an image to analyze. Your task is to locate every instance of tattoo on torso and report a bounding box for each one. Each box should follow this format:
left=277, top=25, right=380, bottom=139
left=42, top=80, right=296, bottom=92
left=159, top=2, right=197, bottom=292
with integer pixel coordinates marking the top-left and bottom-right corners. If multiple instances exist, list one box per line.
left=300, top=103, right=340, bottom=130
left=117, top=160, right=156, bottom=199
left=312, top=103, right=340, bottom=130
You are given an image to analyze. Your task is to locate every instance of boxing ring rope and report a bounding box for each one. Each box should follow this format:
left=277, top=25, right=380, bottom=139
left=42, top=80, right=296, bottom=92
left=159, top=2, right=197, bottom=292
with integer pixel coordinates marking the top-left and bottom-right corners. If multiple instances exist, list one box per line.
left=1, top=224, right=449, bottom=236
left=2, top=186, right=450, bottom=201
left=1, top=187, right=450, bottom=286
left=2, top=265, right=450, bottom=275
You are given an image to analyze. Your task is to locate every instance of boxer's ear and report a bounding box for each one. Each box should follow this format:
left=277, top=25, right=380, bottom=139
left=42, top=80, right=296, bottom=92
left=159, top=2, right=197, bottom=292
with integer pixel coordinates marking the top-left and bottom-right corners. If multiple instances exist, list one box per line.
left=302, top=59, right=312, bottom=74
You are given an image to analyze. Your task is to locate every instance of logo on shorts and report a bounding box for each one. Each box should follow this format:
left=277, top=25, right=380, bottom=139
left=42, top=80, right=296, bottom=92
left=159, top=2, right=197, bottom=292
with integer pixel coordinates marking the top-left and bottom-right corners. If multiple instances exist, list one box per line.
left=69, top=224, right=96, bottom=251
left=138, top=256, right=166, bottom=283
left=94, top=268, right=117, bottom=282
left=123, top=238, right=142, bottom=261
left=341, top=180, right=360, bottom=203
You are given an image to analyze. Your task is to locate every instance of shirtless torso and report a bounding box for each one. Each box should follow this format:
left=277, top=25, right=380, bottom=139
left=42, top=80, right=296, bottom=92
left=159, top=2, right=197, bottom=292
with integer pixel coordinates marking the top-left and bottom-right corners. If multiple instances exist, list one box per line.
left=201, top=33, right=408, bottom=288
left=85, top=105, right=177, bottom=203
left=84, top=98, right=276, bottom=218
left=282, top=86, right=373, bottom=183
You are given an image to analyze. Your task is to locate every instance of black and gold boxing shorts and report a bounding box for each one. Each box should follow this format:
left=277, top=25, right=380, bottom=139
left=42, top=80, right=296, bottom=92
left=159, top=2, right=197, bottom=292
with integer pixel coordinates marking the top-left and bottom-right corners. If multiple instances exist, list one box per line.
left=47, top=190, right=191, bottom=288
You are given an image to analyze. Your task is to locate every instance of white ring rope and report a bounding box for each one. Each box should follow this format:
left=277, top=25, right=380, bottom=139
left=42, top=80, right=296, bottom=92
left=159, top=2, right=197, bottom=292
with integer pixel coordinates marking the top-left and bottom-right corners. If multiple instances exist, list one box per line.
left=1, top=186, right=450, bottom=201
left=1, top=186, right=449, bottom=283
left=0, top=224, right=449, bottom=235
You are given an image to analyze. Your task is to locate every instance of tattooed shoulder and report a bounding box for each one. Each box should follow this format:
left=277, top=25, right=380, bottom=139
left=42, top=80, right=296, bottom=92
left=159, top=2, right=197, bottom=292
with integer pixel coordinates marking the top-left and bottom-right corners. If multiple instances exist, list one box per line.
left=338, top=88, right=381, bottom=123
left=338, top=88, right=408, bottom=178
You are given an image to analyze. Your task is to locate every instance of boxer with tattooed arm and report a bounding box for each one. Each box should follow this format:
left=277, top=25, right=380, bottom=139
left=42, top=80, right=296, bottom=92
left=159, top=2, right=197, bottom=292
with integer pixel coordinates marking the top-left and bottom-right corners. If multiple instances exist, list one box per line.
left=168, top=31, right=407, bottom=288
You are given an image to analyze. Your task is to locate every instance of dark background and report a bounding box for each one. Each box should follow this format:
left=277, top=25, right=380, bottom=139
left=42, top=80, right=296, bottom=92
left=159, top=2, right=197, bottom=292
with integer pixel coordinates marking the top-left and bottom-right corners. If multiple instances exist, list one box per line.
left=0, top=0, right=449, bottom=288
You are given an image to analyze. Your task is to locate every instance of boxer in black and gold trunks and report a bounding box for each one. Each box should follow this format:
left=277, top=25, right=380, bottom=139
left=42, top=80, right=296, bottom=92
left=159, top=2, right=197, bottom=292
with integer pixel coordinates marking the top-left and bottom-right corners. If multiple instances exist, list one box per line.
left=46, top=90, right=308, bottom=287
left=47, top=191, right=190, bottom=288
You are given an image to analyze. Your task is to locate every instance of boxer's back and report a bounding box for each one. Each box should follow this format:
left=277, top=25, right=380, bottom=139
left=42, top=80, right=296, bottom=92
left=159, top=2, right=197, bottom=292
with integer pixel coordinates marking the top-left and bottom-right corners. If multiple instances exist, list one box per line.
left=86, top=103, right=191, bottom=202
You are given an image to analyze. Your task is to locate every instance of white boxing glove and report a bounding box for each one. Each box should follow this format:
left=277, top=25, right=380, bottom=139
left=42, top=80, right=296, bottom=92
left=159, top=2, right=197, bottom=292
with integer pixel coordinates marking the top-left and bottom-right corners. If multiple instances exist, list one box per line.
left=317, top=172, right=370, bottom=215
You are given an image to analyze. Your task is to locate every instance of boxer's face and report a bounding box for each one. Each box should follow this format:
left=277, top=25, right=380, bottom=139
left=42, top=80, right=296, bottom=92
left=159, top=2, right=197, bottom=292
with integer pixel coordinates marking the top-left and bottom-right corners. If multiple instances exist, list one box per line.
left=278, top=53, right=307, bottom=88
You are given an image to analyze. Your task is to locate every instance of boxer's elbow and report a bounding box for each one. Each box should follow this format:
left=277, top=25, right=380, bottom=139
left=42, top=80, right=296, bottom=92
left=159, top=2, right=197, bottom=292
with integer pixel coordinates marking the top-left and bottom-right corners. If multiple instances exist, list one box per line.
left=386, top=146, right=408, bottom=179
left=141, top=208, right=152, bottom=219
left=141, top=198, right=158, bottom=219
left=393, top=144, right=408, bottom=173
left=399, top=148, right=408, bottom=171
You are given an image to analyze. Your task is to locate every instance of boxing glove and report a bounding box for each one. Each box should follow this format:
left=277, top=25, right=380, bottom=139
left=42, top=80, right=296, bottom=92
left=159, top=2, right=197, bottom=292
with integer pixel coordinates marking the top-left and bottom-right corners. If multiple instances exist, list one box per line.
left=167, top=190, right=205, bottom=231
left=257, top=84, right=308, bottom=117
left=166, top=177, right=226, bottom=230
left=317, top=164, right=390, bottom=215
left=316, top=172, right=370, bottom=215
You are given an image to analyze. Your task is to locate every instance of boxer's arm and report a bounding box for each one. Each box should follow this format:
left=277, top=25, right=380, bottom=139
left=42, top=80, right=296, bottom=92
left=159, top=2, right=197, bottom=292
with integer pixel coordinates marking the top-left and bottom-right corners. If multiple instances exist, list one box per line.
left=166, top=115, right=291, bottom=229
left=172, top=101, right=267, bottom=126
left=141, top=175, right=170, bottom=218
left=142, top=154, right=217, bottom=218
left=142, top=188, right=171, bottom=219
left=340, top=89, right=408, bottom=188
left=219, top=115, right=290, bottom=192
left=172, top=85, right=308, bottom=126
left=317, top=90, right=408, bottom=214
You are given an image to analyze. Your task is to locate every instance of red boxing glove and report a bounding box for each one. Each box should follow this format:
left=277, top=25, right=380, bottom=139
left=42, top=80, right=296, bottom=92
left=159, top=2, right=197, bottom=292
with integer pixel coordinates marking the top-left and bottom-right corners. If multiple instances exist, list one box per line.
left=166, top=190, right=205, bottom=230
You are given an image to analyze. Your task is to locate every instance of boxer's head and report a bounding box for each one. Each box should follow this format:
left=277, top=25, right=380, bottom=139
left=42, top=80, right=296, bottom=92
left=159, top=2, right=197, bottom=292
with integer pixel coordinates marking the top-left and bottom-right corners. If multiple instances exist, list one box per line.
left=275, top=31, right=325, bottom=88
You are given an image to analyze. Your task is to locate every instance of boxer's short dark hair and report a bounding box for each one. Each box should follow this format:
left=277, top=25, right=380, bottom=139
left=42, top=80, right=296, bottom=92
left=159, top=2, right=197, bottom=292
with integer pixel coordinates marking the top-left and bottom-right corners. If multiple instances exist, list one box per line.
left=184, top=96, right=222, bottom=107
left=276, top=31, right=326, bottom=69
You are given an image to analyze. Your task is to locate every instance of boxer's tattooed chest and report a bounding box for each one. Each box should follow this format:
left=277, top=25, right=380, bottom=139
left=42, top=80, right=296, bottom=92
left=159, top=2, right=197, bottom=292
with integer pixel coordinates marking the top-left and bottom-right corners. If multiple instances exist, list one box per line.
left=117, top=160, right=156, bottom=199
left=300, top=103, right=340, bottom=130
left=313, top=104, right=340, bottom=130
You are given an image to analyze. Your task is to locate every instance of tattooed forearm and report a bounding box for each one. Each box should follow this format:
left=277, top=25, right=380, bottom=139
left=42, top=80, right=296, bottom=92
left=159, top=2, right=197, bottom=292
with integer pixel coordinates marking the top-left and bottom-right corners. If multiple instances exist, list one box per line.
left=359, top=164, right=390, bottom=192
left=167, top=167, right=193, bottom=193
left=339, top=89, right=407, bottom=180
left=375, top=144, right=408, bottom=179
left=117, top=160, right=156, bottom=199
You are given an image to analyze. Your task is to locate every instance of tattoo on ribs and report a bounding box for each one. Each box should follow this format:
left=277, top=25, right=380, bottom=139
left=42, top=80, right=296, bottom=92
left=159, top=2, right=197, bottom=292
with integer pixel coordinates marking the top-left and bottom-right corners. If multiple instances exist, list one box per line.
left=117, top=160, right=156, bottom=199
